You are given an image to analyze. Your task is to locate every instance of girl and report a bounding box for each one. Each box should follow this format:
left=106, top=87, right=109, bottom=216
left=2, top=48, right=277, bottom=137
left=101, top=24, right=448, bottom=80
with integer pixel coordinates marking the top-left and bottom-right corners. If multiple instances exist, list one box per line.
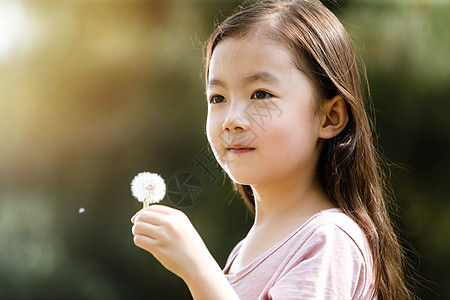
left=131, top=0, right=411, bottom=299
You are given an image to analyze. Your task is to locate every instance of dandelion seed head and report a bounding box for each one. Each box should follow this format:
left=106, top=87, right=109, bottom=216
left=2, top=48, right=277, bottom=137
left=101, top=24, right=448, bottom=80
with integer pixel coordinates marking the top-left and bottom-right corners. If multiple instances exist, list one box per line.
left=131, top=172, right=166, bottom=204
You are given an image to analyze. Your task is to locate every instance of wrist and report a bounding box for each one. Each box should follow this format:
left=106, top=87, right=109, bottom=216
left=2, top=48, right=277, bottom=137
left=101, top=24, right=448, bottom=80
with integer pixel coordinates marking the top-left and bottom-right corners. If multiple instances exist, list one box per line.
left=183, top=253, right=240, bottom=300
left=183, top=251, right=220, bottom=286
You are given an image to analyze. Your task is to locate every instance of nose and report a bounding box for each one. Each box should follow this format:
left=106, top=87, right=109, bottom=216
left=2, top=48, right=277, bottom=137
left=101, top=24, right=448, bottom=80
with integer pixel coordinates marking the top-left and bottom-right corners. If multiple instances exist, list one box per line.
left=222, top=101, right=250, bottom=132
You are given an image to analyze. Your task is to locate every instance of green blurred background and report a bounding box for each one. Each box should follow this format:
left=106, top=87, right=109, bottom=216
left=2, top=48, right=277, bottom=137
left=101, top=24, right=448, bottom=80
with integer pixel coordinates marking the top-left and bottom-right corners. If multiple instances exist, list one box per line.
left=0, top=0, right=448, bottom=299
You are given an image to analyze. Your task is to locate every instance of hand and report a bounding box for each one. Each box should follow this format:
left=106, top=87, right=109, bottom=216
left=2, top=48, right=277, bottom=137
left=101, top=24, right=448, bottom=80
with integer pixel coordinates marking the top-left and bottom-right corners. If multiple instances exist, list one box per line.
left=131, top=205, right=241, bottom=300
left=131, top=205, right=211, bottom=280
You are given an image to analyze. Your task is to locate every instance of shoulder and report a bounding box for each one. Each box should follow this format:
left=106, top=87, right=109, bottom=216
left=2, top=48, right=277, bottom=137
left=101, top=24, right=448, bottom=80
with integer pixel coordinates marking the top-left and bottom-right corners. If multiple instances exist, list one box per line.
left=290, top=208, right=373, bottom=271
left=303, top=208, right=370, bottom=255
left=270, top=209, right=375, bottom=299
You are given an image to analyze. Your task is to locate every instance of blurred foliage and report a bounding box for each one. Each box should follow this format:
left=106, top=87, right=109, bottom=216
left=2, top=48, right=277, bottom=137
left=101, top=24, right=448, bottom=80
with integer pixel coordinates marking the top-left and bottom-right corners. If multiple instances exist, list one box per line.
left=0, top=0, right=448, bottom=299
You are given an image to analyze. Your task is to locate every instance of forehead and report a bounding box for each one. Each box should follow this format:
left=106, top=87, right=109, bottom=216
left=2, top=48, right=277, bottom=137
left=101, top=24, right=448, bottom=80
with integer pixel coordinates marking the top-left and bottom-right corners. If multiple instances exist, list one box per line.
left=208, top=36, right=298, bottom=83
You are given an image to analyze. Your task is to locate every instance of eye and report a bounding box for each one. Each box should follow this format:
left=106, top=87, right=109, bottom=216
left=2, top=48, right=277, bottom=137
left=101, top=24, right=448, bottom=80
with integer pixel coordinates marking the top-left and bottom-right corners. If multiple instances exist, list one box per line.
left=209, top=94, right=226, bottom=104
left=251, top=90, right=273, bottom=100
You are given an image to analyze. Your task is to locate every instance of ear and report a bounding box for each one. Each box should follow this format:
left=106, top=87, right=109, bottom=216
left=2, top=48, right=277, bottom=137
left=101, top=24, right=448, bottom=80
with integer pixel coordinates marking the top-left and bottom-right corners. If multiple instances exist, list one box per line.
left=318, top=95, right=349, bottom=139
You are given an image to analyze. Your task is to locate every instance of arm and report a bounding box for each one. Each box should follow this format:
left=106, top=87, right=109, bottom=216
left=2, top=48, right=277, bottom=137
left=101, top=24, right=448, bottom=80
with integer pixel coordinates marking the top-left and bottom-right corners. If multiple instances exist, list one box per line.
left=131, top=205, right=240, bottom=300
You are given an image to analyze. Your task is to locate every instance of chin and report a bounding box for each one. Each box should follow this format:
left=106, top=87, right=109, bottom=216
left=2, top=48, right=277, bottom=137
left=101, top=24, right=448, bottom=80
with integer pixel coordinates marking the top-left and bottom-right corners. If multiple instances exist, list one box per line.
left=223, top=167, right=261, bottom=186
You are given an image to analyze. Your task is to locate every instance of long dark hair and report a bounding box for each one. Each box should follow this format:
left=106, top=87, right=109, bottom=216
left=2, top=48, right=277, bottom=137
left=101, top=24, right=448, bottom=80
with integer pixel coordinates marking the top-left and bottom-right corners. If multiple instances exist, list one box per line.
left=205, top=0, right=411, bottom=299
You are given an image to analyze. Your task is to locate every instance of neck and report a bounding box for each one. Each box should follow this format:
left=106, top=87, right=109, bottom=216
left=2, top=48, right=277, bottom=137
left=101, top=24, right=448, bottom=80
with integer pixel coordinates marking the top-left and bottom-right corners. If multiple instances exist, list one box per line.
left=250, top=171, right=335, bottom=228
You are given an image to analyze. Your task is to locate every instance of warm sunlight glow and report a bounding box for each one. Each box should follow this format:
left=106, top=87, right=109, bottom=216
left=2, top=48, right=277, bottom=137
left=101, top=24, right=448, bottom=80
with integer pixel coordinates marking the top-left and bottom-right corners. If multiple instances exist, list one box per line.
left=0, top=2, right=28, bottom=62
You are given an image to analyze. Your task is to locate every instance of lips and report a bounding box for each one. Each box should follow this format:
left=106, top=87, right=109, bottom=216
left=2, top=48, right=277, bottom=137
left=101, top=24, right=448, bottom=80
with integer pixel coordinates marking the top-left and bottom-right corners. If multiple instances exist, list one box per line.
left=227, top=144, right=255, bottom=154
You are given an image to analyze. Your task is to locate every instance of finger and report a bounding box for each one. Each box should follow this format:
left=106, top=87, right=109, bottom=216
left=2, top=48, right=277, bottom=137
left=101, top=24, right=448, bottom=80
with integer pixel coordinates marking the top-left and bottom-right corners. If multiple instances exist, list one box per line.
left=146, top=204, right=180, bottom=215
left=133, top=234, right=157, bottom=252
left=131, top=211, right=141, bottom=223
left=131, top=209, right=160, bottom=224
left=134, top=210, right=172, bottom=226
left=131, top=205, right=175, bottom=223
left=131, top=207, right=149, bottom=223
left=132, top=222, right=160, bottom=239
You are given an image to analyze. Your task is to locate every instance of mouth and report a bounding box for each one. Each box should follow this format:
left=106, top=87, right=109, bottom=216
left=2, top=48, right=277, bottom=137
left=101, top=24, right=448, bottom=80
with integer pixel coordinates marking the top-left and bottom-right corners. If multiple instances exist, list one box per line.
left=226, top=144, right=256, bottom=154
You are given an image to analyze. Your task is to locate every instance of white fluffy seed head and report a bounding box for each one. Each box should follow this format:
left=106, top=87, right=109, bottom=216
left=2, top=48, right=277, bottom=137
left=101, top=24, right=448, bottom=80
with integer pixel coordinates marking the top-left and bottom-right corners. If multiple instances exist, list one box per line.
left=131, top=172, right=166, bottom=204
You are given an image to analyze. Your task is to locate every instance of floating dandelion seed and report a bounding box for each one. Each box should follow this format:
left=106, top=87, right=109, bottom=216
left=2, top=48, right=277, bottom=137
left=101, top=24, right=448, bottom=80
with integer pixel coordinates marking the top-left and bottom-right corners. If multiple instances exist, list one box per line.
left=131, top=172, right=166, bottom=208
left=78, top=207, right=85, bottom=214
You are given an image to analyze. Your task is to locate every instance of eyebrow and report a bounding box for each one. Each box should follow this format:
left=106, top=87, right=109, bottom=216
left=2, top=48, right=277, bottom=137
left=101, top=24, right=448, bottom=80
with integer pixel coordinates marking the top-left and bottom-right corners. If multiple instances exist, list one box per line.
left=208, top=71, right=280, bottom=88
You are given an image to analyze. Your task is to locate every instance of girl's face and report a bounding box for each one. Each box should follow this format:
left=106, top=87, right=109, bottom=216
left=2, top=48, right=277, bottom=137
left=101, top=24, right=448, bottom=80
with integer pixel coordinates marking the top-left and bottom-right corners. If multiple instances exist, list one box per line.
left=206, top=36, right=323, bottom=186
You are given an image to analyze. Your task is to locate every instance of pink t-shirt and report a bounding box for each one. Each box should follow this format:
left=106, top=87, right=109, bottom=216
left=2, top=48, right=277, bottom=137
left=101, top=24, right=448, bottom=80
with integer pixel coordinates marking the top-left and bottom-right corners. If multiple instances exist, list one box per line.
left=223, top=208, right=375, bottom=300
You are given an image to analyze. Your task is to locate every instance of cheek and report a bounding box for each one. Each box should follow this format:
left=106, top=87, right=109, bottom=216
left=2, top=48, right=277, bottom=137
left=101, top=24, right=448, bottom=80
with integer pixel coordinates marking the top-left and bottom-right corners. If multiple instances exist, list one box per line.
left=206, top=113, right=217, bottom=143
left=264, top=111, right=320, bottom=165
left=206, top=111, right=224, bottom=156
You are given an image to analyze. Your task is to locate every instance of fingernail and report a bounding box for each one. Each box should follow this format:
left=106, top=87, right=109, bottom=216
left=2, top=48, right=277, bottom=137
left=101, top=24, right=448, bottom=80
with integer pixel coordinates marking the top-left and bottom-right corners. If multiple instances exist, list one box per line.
left=131, top=212, right=138, bottom=223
